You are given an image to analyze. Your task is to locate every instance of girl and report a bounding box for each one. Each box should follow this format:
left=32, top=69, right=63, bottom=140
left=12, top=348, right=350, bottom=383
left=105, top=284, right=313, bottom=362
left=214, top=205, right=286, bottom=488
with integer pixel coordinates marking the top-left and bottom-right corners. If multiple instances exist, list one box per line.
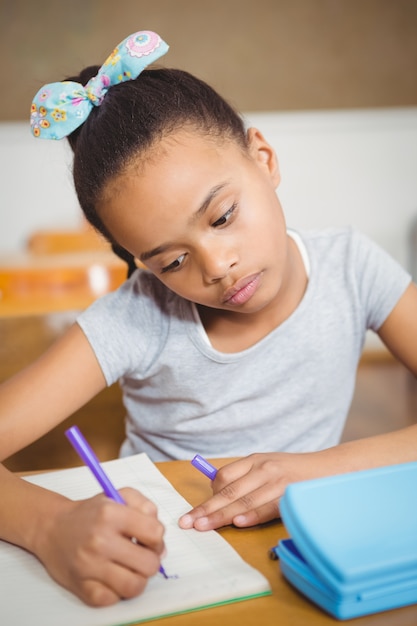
left=2, top=29, right=417, bottom=606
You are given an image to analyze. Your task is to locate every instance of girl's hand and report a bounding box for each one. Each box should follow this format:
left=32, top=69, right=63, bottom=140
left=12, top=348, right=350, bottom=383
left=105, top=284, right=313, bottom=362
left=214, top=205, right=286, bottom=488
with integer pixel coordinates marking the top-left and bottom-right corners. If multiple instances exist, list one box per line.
left=33, top=487, right=165, bottom=606
left=179, top=424, right=417, bottom=532
left=179, top=452, right=322, bottom=531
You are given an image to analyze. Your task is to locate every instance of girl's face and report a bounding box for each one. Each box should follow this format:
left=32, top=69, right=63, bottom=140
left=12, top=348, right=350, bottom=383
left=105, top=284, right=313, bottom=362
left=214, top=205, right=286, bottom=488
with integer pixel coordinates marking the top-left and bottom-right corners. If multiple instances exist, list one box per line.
left=100, top=127, right=298, bottom=318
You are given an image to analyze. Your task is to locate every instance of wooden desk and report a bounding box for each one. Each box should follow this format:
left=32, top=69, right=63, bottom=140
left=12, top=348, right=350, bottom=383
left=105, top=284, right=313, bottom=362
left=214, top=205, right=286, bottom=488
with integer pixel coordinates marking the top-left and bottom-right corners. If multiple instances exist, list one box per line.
left=2, top=310, right=417, bottom=622
left=155, top=460, right=417, bottom=626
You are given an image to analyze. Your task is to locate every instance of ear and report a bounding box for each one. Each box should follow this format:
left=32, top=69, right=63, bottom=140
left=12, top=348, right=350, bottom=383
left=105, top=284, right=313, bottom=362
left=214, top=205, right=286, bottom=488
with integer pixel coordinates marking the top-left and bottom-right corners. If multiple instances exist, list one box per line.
left=246, top=127, right=281, bottom=188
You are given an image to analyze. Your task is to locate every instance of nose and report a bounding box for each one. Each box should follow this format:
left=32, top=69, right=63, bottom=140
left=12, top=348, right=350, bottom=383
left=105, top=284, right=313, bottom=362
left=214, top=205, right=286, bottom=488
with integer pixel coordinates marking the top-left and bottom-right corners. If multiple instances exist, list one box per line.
left=199, top=241, right=238, bottom=283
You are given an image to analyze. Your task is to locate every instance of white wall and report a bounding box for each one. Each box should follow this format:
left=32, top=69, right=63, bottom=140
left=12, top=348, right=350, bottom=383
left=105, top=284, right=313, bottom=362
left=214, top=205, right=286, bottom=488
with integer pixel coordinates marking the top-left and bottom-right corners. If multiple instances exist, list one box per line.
left=0, top=123, right=81, bottom=251
left=1, top=108, right=417, bottom=273
left=245, top=107, right=417, bottom=274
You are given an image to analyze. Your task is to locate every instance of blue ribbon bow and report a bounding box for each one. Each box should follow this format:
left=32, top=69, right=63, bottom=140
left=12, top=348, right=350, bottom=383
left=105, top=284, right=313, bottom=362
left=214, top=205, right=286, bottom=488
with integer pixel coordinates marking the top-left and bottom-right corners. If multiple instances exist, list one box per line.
left=30, top=30, right=169, bottom=140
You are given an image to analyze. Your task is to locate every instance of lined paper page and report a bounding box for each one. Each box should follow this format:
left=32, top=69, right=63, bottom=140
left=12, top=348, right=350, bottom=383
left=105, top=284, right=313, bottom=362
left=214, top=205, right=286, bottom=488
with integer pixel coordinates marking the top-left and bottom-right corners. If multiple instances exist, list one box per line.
left=0, top=454, right=270, bottom=626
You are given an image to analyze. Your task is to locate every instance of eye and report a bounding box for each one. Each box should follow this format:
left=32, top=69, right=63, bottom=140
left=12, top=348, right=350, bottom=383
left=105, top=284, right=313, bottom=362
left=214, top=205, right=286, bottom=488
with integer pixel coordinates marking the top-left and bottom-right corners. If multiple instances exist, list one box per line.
left=212, top=203, right=237, bottom=228
left=160, top=253, right=186, bottom=274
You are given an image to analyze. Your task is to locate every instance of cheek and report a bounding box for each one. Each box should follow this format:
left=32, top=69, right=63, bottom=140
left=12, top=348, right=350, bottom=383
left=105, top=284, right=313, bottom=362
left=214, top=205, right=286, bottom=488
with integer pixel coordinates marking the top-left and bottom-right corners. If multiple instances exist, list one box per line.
left=152, top=271, right=195, bottom=299
left=157, top=266, right=212, bottom=304
left=243, top=195, right=285, bottom=243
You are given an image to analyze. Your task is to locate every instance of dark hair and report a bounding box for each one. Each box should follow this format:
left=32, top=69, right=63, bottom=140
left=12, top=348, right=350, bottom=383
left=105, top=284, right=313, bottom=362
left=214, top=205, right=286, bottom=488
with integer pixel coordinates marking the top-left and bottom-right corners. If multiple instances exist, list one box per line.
left=65, top=67, right=247, bottom=276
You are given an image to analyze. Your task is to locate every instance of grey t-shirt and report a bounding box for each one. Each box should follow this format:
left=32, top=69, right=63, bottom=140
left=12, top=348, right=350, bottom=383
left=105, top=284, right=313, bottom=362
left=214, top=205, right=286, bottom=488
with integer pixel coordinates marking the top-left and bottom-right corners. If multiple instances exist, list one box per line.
left=77, top=228, right=411, bottom=461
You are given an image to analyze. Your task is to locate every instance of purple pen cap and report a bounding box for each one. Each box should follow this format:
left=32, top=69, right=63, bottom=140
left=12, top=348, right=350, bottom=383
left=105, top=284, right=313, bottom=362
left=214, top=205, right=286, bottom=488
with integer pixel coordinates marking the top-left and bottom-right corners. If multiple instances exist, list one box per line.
left=191, top=454, right=218, bottom=480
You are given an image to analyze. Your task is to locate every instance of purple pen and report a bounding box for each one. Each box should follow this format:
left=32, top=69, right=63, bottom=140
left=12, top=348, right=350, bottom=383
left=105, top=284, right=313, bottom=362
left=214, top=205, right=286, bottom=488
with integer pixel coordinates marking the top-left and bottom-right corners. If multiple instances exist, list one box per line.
left=66, top=425, right=125, bottom=503
left=65, top=425, right=168, bottom=579
left=191, top=454, right=218, bottom=480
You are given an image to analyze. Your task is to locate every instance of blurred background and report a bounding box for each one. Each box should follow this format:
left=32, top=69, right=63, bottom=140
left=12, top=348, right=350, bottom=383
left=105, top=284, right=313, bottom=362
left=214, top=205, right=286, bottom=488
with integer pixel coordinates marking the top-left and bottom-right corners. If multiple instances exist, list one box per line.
left=1, top=0, right=417, bottom=118
left=1, top=0, right=417, bottom=256
left=0, top=0, right=416, bottom=263
left=1, top=0, right=417, bottom=470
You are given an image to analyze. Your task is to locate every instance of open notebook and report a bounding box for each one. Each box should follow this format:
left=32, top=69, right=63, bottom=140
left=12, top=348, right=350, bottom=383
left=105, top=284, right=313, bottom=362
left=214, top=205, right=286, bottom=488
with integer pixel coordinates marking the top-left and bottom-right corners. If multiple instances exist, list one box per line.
left=1, top=453, right=270, bottom=625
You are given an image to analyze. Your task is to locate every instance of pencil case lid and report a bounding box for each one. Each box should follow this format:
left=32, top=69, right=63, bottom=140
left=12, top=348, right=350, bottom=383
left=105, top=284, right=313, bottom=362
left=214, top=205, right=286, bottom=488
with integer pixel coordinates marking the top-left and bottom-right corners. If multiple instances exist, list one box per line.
left=276, top=462, right=417, bottom=619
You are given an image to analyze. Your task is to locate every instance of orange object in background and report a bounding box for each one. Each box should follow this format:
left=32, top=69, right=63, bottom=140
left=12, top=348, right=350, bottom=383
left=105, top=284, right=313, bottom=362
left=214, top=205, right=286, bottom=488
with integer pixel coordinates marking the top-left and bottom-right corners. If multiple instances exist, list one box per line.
left=27, top=227, right=110, bottom=255
left=0, top=228, right=127, bottom=316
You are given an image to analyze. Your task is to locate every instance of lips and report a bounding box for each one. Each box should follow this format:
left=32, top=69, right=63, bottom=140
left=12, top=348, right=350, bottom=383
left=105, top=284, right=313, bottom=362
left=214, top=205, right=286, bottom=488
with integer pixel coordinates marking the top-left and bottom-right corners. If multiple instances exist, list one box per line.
left=222, top=273, right=262, bottom=306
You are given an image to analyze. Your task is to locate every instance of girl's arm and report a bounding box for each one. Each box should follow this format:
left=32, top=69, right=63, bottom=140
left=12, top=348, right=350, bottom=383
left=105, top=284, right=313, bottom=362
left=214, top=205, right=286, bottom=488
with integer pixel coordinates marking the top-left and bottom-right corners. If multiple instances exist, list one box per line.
left=0, top=324, right=165, bottom=605
left=377, top=281, right=417, bottom=374
left=179, top=282, right=417, bottom=531
left=0, top=465, right=165, bottom=605
left=0, top=323, right=106, bottom=458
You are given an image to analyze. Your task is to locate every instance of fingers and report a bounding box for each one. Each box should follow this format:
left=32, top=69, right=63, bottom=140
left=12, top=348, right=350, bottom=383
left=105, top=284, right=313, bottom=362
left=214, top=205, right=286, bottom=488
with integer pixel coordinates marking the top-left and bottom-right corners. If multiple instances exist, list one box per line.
left=79, top=579, right=120, bottom=607
left=232, top=501, right=281, bottom=528
left=74, top=547, right=159, bottom=607
left=179, top=454, right=284, bottom=531
left=120, top=487, right=158, bottom=516
left=180, top=483, right=280, bottom=530
left=119, top=488, right=165, bottom=554
left=79, top=491, right=165, bottom=558
left=38, top=490, right=166, bottom=607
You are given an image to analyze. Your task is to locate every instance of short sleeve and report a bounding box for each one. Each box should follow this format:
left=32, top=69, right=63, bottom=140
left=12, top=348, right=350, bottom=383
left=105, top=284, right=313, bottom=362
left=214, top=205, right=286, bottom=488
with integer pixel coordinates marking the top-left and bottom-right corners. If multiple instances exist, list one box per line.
left=76, top=270, right=170, bottom=385
left=351, top=230, right=412, bottom=331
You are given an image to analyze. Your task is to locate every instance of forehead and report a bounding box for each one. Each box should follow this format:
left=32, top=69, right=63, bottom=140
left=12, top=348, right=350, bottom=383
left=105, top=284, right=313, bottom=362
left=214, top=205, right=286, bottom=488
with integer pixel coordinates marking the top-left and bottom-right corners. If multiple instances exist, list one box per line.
left=97, top=128, right=254, bottom=256
left=134, top=127, right=247, bottom=176
left=104, top=128, right=249, bottom=205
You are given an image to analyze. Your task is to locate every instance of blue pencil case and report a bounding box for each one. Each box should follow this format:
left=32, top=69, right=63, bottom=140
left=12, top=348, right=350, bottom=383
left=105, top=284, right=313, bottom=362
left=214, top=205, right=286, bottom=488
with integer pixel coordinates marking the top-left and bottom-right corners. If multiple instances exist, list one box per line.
left=274, top=462, right=417, bottom=620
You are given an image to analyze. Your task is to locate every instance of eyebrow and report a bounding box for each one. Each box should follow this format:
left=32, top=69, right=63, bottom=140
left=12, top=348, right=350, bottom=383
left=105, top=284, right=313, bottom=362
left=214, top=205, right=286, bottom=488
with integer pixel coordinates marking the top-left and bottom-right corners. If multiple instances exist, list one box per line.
left=139, top=182, right=229, bottom=263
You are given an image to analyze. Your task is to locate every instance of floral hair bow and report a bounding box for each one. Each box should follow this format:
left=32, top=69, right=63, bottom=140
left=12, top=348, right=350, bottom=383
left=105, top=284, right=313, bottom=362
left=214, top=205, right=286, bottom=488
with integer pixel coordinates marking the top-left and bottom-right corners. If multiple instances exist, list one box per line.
left=30, top=31, right=169, bottom=140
